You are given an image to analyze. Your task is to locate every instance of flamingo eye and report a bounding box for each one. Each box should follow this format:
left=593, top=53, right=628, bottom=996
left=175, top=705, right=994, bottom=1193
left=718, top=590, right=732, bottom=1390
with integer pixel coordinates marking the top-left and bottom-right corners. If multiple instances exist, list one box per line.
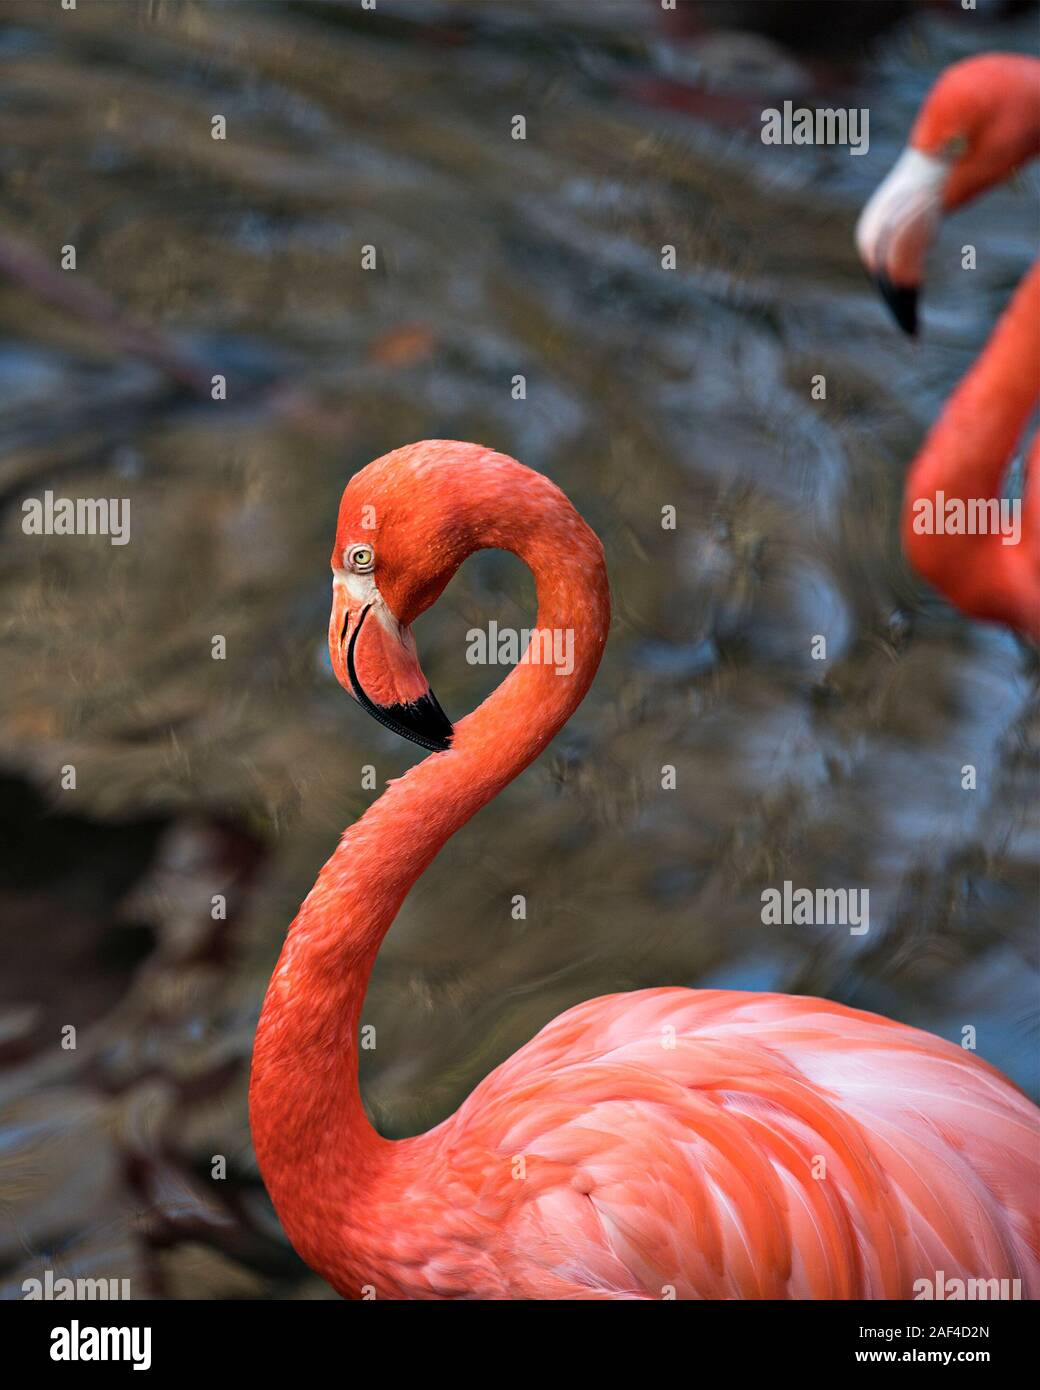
left=347, top=544, right=375, bottom=573
left=941, top=133, right=968, bottom=160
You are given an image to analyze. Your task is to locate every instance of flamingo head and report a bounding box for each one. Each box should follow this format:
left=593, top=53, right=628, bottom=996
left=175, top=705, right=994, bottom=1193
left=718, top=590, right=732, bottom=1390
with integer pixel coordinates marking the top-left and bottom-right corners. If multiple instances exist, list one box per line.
left=855, top=54, right=1040, bottom=336
left=328, top=445, right=470, bottom=754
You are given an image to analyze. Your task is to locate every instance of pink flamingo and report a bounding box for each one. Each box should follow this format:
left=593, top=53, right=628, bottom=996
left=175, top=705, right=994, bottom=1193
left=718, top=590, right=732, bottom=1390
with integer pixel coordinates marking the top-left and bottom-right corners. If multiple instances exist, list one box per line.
left=856, top=53, right=1040, bottom=639
left=250, top=440, right=1039, bottom=1299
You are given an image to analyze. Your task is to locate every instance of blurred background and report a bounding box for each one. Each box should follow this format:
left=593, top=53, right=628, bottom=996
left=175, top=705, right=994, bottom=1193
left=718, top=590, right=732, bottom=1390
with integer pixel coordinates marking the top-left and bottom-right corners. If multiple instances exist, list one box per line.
left=1, top=0, right=1037, bottom=1300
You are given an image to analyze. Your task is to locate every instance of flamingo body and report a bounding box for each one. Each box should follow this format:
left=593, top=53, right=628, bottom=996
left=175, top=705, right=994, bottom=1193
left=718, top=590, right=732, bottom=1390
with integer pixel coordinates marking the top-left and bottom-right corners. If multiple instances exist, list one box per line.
left=311, top=989, right=1039, bottom=1300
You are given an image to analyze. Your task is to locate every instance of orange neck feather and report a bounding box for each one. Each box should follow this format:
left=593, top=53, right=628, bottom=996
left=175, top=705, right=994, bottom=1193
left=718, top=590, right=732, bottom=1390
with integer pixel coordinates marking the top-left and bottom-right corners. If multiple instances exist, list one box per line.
left=901, top=260, right=1040, bottom=633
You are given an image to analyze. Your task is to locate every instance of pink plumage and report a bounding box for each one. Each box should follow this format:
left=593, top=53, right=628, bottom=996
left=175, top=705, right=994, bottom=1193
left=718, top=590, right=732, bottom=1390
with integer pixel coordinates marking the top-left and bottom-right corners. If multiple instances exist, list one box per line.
left=329, top=989, right=1039, bottom=1299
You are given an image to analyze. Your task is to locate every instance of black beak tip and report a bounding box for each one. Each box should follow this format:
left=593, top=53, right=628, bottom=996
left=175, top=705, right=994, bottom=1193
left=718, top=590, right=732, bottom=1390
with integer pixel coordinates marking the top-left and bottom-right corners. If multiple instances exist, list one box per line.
left=874, top=272, right=918, bottom=338
left=357, top=689, right=454, bottom=753
left=403, top=692, right=455, bottom=752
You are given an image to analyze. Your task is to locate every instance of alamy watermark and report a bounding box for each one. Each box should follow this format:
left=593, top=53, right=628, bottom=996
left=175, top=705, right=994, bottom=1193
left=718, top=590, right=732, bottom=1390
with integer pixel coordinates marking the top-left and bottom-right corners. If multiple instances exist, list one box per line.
left=23, top=1270, right=129, bottom=1300
left=761, top=880, right=869, bottom=936
left=910, top=493, right=1021, bottom=545
left=913, top=1271, right=1022, bottom=1301
left=50, top=1321, right=151, bottom=1371
left=22, top=490, right=130, bottom=545
left=466, top=622, right=574, bottom=677
left=761, top=101, right=869, bottom=156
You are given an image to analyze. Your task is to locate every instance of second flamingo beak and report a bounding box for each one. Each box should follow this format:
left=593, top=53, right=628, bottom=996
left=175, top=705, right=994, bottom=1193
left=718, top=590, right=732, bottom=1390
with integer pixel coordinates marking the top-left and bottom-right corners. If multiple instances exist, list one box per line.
left=855, top=145, right=949, bottom=338
left=330, top=588, right=453, bottom=753
left=873, top=274, right=919, bottom=339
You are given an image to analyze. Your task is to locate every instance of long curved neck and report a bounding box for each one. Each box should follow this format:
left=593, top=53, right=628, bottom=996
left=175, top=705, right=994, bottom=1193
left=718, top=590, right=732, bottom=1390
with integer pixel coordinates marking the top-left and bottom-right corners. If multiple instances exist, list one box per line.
left=902, top=259, right=1040, bottom=632
left=249, top=485, right=609, bottom=1255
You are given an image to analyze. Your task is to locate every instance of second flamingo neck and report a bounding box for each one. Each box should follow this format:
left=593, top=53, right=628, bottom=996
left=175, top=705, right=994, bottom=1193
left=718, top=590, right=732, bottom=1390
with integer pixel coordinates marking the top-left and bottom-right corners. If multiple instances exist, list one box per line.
left=908, top=261, right=1040, bottom=506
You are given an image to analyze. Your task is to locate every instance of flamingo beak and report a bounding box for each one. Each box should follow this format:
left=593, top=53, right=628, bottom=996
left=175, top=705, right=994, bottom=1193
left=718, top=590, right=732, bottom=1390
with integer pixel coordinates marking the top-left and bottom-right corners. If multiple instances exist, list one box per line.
left=873, top=275, right=919, bottom=338
left=855, top=146, right=949, bottom=338
left=330, top=584, right=453, bottom=753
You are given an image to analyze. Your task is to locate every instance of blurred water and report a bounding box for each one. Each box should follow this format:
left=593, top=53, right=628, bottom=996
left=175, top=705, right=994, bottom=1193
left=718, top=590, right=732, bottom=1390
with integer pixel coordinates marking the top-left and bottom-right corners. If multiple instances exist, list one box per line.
left=0, top=0, right=1037, bottom=1299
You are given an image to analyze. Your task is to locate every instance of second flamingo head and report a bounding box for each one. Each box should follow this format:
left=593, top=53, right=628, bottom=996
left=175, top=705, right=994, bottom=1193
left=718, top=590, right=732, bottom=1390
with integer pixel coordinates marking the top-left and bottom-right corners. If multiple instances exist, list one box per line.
left=856, top=52, right=1040, bottom=335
